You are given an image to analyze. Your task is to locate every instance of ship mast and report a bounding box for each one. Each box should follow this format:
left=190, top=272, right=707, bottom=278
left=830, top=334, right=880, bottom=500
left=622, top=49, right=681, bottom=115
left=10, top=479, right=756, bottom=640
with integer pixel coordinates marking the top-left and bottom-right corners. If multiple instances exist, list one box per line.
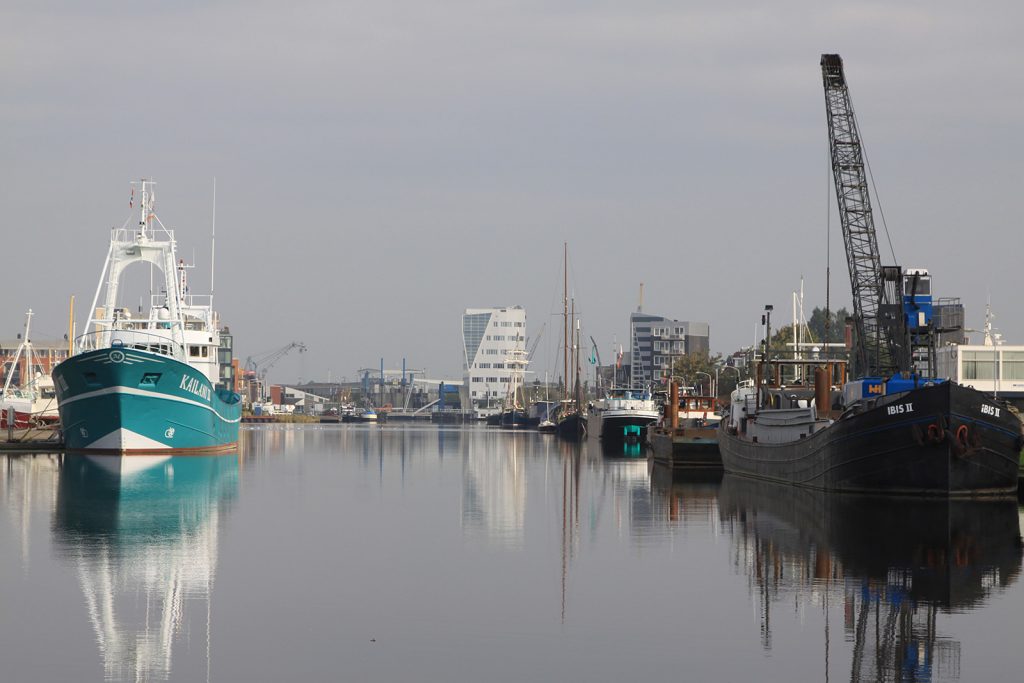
left=563, top=242, right=569, bottom=401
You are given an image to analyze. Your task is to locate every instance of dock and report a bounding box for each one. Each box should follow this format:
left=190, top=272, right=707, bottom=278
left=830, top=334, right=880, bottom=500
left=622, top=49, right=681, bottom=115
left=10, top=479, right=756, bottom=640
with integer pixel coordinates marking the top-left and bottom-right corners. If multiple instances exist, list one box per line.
left=0, top=426, right=64, bottom=453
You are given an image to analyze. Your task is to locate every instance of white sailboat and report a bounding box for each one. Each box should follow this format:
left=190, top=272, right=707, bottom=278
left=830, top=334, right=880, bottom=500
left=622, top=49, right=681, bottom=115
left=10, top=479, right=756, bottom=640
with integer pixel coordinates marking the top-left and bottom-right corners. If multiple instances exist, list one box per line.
left=0, top=310, right=60, bottom=429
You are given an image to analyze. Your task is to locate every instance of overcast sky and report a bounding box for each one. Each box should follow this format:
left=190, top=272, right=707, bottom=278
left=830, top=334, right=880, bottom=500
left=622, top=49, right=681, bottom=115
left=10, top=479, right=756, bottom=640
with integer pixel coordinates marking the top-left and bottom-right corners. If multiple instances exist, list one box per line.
left=3, top=0, right=1021, bottom=384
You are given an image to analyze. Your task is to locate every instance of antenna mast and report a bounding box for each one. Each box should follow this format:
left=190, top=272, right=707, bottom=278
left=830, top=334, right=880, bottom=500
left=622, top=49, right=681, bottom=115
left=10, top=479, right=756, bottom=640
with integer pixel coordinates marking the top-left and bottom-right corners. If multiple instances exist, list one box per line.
left=210, top=178, right=217, bottom=302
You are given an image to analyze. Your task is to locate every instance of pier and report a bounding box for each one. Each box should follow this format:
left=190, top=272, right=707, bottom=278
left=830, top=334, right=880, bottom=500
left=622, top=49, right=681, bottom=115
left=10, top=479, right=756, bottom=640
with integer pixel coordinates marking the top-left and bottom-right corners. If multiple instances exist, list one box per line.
left=1, top=426, right=64, bottom=453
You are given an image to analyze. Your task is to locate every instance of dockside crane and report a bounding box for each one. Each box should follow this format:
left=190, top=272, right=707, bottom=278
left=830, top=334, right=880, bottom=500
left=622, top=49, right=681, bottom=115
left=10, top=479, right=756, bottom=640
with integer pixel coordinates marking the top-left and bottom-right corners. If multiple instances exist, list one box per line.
left=821, top=54, right=940, bottom=378
left=244, top=341, right=307, bottom=402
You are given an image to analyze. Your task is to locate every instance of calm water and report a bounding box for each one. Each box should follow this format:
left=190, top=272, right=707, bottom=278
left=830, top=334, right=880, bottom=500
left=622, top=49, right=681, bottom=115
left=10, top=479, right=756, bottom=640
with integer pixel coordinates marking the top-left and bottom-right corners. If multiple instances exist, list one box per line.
left=2, top=425, right=1023, bottom=682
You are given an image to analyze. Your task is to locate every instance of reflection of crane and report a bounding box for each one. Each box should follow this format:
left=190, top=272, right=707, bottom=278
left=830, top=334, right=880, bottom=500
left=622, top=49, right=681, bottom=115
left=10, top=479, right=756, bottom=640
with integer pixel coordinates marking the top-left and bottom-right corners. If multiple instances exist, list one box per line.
left=244, top=342, right=306, bottom=402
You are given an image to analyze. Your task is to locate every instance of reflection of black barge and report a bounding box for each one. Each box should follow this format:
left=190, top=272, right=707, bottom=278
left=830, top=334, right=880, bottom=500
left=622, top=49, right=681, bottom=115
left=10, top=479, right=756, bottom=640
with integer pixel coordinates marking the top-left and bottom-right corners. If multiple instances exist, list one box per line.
left=720, top=360, right=1023, bottom=496
left=718, top=474, right=1022, bottom=608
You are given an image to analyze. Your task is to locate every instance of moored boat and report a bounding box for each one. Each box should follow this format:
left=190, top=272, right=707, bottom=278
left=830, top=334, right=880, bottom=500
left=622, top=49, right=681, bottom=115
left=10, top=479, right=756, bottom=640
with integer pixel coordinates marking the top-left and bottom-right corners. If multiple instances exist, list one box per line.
left=588, top=387, right=659, bottom=444
left=355, top=407, right=378, bottom=423
left=0, top=310, right=61, bottom=429
left=649, top=381, right=721, bottom=469
left=718, top=359, right=1022, bottom=496
left=52, top=179, right=241, bottom=454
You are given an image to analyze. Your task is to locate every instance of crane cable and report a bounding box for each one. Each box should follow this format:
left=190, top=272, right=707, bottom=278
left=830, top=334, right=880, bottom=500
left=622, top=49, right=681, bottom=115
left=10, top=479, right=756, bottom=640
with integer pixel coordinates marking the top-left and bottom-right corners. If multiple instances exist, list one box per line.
left=852, top=108, right=898, bottom=265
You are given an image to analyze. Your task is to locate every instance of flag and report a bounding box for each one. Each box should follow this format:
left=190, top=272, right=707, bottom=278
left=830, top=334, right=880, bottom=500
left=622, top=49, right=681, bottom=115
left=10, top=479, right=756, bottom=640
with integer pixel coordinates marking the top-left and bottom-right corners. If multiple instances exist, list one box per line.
left=615, top=344, right=623, bottom=369
left=589, top=341, right=597, bottom=365
left=129, top=187, right=134, bottom=208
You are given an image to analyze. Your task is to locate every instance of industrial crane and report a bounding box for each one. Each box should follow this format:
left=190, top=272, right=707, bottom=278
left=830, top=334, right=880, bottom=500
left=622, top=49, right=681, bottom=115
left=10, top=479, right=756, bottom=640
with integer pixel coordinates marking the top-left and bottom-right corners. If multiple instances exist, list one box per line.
left=244, top=341, right=307, bottom=402
left=821, top=54, right=937, bottom=378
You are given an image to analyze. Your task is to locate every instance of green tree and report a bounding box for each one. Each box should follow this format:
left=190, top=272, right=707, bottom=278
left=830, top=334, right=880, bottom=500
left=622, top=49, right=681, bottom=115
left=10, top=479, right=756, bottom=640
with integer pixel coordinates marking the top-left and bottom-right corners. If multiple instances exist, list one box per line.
left=671, top=351, right=722, bottom=395
left=807, top=306, right=850, bottom=343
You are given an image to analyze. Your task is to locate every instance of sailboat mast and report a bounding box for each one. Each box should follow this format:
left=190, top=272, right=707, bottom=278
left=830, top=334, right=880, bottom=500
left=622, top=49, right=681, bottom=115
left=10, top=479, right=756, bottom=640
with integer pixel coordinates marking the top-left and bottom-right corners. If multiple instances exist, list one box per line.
left=570, top=298, right=578, bottom=407
left=575, top=315, right=583, bottom=407
left=563, top=242, right=568, bottom=401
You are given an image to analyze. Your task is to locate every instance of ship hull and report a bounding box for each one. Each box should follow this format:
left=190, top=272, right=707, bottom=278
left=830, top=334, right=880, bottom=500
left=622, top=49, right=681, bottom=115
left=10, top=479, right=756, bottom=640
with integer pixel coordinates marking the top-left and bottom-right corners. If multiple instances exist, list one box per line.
left=649, top=428, right=721, bottom=469
left=555, top=412, right=587, bottom=441
left=719, top=382, right=1022, bottom=496
left=589, top=411, right=659, bottom=443
left=0, top=402, right=60, bottom=429
left=53, top=348, right=241, bottom=454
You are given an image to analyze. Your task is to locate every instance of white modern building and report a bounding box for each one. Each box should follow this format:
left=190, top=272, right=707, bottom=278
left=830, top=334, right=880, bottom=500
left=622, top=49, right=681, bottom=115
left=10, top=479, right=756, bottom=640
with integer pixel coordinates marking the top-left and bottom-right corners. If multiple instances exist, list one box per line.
left=935, top=311, right=1024, bottom=408
left=462, top=306, right=527, bottom=417
left=936, top=343, right=1024, bottom=407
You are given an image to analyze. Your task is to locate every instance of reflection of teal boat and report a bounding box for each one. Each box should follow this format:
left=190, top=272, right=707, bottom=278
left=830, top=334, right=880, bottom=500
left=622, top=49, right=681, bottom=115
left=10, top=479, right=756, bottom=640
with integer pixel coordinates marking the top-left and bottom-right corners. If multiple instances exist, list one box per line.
left=55, top=454, right=238, bottom=546
left=53, top=454, right=238, bottom=681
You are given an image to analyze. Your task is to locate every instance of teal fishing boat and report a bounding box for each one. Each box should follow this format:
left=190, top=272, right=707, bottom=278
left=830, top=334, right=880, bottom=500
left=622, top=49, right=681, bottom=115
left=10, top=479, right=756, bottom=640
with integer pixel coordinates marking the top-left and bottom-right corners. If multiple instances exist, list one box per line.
left=53, top=179, right=241, bottom=454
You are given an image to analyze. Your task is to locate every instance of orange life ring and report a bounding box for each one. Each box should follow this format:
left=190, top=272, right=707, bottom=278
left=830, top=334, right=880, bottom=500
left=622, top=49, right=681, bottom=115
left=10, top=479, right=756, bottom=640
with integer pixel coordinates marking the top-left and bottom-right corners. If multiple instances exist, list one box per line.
left=956, top=424, right=969, bottom=447
left=926, top=423, right=943, bottom=444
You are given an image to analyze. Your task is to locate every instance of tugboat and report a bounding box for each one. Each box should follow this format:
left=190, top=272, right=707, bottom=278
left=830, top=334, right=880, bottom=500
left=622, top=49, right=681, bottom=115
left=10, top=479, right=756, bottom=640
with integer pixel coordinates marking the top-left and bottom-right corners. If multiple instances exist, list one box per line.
left=52, top=179, right=241, bottom=454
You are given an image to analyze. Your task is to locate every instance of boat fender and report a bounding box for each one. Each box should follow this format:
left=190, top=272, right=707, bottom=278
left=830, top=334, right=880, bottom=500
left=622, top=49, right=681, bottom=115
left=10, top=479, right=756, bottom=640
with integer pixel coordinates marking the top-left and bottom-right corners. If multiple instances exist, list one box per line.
left=926, top=423, right=944, bottom=445
left=910, top=423, right=926, bottom=446
left=948, top=429, right=966, bottom=457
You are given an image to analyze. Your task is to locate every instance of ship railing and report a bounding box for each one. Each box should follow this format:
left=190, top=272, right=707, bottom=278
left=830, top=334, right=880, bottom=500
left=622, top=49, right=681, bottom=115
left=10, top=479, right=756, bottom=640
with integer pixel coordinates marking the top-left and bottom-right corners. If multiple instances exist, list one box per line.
left=75, top=330, right=187, bottom=362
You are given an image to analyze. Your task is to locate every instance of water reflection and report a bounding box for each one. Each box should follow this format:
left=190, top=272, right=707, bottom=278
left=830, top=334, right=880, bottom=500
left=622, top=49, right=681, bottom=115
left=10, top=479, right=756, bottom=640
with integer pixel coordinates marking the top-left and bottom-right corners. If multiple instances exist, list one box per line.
left=52, top=454, right=239, bottom=683
left=648, top=464, right=723, bottom=529
left=717, top=475, right=1022, bottom=681
left=1, top=453, right=62, bottom=571
left=461, top=431, right=528, bottom=548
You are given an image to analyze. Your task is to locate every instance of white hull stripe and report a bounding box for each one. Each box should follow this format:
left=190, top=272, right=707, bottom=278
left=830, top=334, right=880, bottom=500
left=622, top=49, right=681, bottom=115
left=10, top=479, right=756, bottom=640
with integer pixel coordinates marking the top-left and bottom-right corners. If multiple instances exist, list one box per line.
left=59, top=385, right=241, bottom=423
left=88, top=428, right=170, bottom=450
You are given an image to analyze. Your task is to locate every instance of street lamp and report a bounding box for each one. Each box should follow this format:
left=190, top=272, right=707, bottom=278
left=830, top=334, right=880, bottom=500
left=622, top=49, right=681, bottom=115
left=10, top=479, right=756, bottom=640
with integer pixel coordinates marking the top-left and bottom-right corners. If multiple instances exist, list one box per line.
left=719, top=365, right=741, bottom=395
left=694, top=371, right=712, bottom=397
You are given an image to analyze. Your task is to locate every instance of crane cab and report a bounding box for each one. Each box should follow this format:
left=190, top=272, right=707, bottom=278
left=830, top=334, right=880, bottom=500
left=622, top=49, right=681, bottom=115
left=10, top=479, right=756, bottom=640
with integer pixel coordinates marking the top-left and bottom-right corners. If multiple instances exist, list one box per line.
left=902, top=268, right=932, bottom=331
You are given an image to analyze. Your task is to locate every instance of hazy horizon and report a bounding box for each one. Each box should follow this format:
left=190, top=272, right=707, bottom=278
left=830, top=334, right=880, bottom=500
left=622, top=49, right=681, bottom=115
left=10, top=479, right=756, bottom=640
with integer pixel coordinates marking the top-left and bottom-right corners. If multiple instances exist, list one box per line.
left=4, top=1, right=1021, bottom=385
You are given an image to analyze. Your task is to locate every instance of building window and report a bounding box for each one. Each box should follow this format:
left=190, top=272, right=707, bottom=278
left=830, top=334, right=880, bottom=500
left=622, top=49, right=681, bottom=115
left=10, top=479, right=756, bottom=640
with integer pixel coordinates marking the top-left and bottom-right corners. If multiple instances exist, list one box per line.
left=1003, top=351, right=1024, bottom=380
left=962, top=350, right=997, bottom=380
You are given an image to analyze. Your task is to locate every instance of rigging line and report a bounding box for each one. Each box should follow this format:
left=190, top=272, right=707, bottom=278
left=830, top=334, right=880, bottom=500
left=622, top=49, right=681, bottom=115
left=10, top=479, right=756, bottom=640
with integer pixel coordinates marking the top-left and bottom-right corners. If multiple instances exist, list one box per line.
left=824, top=137, right=832, bottom=353
left=852, top=108, right=898, bottom=264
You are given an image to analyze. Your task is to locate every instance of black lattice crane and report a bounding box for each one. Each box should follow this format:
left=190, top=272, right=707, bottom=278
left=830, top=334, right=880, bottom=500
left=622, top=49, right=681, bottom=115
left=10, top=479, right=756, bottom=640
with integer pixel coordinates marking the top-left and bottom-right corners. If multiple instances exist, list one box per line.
left=821, top=54, right=905, bottom=376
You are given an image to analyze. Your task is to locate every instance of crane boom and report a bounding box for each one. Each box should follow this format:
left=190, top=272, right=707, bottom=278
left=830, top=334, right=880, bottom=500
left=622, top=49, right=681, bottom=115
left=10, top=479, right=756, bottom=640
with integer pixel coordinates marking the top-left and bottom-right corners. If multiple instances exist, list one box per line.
left=821, top=54, right=898, bottom=376
left=819, top=55, right=909, bottom=376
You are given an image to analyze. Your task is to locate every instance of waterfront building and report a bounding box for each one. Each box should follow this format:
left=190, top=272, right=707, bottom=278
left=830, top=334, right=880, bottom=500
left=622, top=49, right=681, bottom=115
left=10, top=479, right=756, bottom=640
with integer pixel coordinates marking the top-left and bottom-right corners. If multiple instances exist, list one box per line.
left=0, top=340, right=69, bottom=386
left=936, top=344, right=1024, bottom=409
left=629, top=312, right=710, bottom=388
left=216, top=327, right=240, bottom=393
left=934, top=308, right=1024, bottom=409
left=462, top=306, right=527, bottom=417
